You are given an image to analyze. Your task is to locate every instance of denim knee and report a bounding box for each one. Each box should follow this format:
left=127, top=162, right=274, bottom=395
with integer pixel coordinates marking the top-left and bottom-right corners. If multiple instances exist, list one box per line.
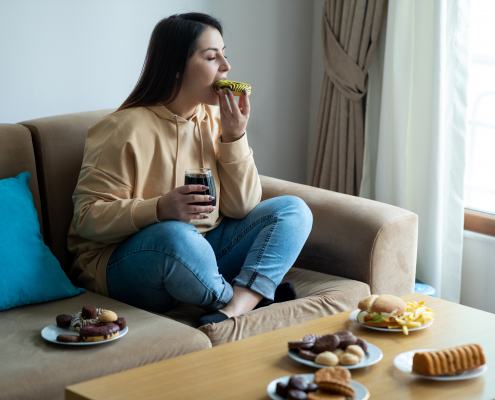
left=269, top=195, right=313, bottom=236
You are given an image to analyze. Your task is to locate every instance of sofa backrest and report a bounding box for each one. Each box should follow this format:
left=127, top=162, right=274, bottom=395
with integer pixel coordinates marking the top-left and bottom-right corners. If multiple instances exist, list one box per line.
left=19, top=109, right=116, bottom=275
left=0, top=123, right=44, bottom=235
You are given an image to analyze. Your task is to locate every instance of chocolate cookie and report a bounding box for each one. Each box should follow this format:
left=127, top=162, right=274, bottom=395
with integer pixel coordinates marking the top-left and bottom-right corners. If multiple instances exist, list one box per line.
left=81, top=306, right=98, bottom=319
left=313, top=334, right=340, bottom=353
left=276, top=382, right=289, bottom=398
left=288, top=389, right=308, bottom=400
left=355, top=338, right=368, bottom=353
left=333, top=331, right=353, bottom=337
left=288, top=340, right=314, bottom=350
left=57, top=334, right=81, bottom=343
left=298, top=349, right=318, bottom=362
left=56, top=314, right=72, bottom=328
left=115, top=317, right=126, bottom=330
left=288, top=376, right=309, bottom=391
left=303, top=334, right=322, bottom=342
left=337, top=334, right=357, bottom=349
left=306, top=383, right=318, bottom=393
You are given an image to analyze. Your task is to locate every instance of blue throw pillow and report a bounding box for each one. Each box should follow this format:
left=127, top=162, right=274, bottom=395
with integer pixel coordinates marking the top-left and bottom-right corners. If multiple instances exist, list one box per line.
left=0, top=171, right=85, bottom=311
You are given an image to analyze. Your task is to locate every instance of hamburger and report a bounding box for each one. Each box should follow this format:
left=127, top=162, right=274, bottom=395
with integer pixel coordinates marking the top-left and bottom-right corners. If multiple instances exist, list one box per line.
left=357, top=294, right=407, bottom=327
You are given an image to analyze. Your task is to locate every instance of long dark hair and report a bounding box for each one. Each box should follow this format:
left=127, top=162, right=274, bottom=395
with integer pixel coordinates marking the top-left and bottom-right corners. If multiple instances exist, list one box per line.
left=118, top=13, right=223, bottom=111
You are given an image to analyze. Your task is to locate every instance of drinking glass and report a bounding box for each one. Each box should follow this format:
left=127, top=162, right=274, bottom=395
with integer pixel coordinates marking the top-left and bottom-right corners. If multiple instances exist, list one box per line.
left=184, top=168, right=217, bottom=214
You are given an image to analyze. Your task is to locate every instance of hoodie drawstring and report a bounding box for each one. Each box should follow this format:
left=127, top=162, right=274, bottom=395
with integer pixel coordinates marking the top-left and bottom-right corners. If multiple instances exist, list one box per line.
left=196, top=119, right=205, bottom=169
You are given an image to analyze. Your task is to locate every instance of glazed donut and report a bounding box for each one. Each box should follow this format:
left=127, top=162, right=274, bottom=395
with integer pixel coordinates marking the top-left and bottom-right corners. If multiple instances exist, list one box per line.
left=80, top=323, right=120, bottom=342
left=213, top=80, right=251, bottom=96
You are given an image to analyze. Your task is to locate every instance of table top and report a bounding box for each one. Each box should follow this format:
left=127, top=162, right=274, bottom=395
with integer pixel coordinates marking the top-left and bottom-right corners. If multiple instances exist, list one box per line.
left=66, top=294, right=495, bottom=400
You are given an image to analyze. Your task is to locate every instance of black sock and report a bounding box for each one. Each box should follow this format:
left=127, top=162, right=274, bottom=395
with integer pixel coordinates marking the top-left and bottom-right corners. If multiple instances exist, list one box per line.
left=254, top=281, right=297, bottom=309
left=197, top=311, right=229, bottom=328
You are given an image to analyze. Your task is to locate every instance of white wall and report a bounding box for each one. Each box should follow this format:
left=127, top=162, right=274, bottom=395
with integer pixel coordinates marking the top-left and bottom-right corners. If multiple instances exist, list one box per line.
left=0, top=0, right=316, bottom=184
left=460, top=231, right=495, bottom=314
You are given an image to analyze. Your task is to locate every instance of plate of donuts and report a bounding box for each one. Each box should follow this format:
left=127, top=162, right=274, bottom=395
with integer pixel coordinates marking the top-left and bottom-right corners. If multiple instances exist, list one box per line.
left=41, top=323, right=128, bottom=346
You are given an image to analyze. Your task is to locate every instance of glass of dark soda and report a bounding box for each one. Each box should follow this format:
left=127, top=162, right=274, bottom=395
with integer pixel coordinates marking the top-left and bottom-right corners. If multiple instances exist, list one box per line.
left=184, top=168, right=217, bottom=214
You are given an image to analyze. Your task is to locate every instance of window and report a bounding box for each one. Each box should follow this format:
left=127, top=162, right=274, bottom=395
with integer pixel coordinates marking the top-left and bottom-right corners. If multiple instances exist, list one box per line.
left=464, top=0, right=495, bottom=235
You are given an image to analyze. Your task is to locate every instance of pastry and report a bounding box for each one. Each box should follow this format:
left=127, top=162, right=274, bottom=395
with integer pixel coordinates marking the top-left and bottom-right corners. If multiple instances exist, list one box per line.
left=313, top=334, right=340, bottom=353
left=298, top=350, right=318, bottom=362
left=287, top=376, right=309, bottom=392
left=213, top=80, right=251, bottom=96
left=80, top=322, right=120, bottom=342
left=115, top=317, right=127, bottom=330
left=56, top=334, right=81, bottom=343
left=288, top=389, right=307, bottom=400
left=56, top=314, right=72, bottom=328
left=345, top=345, right=365, bottom=361
left=98, top=310, right=118, bottom=323
left=81, top=305, right=98, bottom=319
left=412, top=344, right=486, bottom=376
left=338, top=353, right=359, bottom=366
left=70, top=308, right=106, bottom=331
left=315, top=352, right=339, bottom=366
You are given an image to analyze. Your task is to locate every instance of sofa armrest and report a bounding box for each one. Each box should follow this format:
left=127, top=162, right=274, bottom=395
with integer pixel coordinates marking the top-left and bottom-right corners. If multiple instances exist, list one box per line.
left=260, top=176, right=418, bottom=296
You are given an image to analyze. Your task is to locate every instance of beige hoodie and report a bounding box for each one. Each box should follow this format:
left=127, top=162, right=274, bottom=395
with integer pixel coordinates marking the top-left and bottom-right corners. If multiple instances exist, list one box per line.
left=67, top=103, right=262, bottom=296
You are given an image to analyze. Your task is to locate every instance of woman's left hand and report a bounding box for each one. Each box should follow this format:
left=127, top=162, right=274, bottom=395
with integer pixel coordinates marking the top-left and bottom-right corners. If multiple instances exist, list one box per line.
left=218, top=88, right=250, bottom=143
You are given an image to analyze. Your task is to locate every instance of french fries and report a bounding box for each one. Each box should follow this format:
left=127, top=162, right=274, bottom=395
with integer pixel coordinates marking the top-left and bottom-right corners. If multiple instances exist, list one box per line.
left=389, top=301, right=435, bottom=335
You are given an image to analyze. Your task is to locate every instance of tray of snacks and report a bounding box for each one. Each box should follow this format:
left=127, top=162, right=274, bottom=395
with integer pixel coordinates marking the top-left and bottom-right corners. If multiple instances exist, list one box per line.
left=349, top=294, right=435, bottom=335
left=393, top=344, right=487, bottom=381
left=267, top=366, right=369, bottom=400
left=41, top=305, right=128, bottom=345
left=287, top=331, right=382, bottom=369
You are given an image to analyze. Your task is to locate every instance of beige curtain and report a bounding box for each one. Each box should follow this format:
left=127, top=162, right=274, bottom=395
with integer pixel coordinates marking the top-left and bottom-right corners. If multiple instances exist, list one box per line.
left=310, top=0, right=387, bottom=195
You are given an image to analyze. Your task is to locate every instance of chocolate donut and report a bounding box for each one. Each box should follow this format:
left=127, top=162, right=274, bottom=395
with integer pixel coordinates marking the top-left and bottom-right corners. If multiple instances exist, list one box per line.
left=56, top=314, right=72, bottom=328
left=80, top=322, right=120, bottom=342
left=313, top=334, right=340, bottom=353
left=57, top=334, right=81, bottom=343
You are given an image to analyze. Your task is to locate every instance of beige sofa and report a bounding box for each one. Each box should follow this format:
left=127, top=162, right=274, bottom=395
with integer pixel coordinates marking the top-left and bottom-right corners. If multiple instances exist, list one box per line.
left=0, top=109, right=418, bottom=399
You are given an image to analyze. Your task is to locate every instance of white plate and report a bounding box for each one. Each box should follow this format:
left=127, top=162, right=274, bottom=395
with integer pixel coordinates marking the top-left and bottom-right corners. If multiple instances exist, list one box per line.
left=393, top=349, right=488, bottom=381
left=349, top=309, right=434, bottom=332
left=288, top=343, right=383, bottom=369
left=41, top=323, right=128, bottom=346
left=267, top=373, right=370, bottom=400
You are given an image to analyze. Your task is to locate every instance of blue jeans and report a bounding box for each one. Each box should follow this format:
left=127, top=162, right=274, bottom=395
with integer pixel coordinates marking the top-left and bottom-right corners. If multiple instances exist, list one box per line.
left=106, top=196, right=313, bottom=314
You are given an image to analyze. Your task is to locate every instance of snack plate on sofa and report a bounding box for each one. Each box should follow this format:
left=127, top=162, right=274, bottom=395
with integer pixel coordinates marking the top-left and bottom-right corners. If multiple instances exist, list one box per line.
left=349, top=309, right=434, bottom=332
left=393, top=349, right=487, bottom=381
left=41, top=323, right=128, bottom=346
left=288, top=343, right=383, bottom=369
left=266, top=373, right=370, bottom=400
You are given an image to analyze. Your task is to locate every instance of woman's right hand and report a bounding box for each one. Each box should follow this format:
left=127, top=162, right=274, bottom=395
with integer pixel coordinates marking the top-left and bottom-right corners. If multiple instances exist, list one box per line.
left=156, top=185, right=216, bottom=221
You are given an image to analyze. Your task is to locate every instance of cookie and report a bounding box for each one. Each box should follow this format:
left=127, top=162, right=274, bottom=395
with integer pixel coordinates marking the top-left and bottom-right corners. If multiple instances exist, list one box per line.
left=313, top=335, right=340, bottom=353
left=306, top=383, right=318, bottom=393
left=276, top=382, right=288, bottom=398
left=289, top=340, right=315, bottom=350
left=80, top=322, right=119, bottom=342
left=314, top=366, right=351, bottom=385
left=337, top=334, right=357, bottom=349
left=288, top=376, right=309, bottom=391
left=435, top=351, right=448, bottom=375
left=115, top=317, right=127, bottom=330
left=298, top=350, right=318, bottom=362
left=288, top=389, right=307, bottom=400
left=56, top=314, right=72, bottom=328
left=56, top=334, right=81, bottom=343
left=339, top=353, right=359, bottom=366
left=345, top=345, right=365, bottom=361
left=332, top=349, right=345, bottom=356
left=81, top=305, right=98, bottom=319
left=333, top=331, right=353, bottom=337
left=315, top=352, right=339, bottom=366
left=303, top=334, right=322, bottom=343
left=355, top=338, right=368, bottom=353
left=307, top=392, right=346, bottom=400
left=316, top=381, right=355, bottom=398
left=98, top=310, right=118, bottom=323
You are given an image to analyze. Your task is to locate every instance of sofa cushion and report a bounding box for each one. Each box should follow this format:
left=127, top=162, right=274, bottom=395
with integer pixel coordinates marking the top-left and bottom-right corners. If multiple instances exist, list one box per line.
left=0, top=171, right=85, bottom=311
left=0, top=291, right=211, bottom=400
left=19, top=109, right=116, bottom=274
left=164, top=267, right=371, bottom=346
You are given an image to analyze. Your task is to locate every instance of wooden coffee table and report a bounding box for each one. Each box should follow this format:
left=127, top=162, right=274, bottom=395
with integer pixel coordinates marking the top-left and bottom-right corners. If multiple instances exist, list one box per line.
left=66, top=294, right=494, bottom=400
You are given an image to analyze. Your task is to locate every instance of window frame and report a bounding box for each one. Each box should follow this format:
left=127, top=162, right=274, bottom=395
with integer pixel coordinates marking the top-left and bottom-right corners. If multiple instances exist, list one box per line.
left=464, top=208, right=495, bottom=237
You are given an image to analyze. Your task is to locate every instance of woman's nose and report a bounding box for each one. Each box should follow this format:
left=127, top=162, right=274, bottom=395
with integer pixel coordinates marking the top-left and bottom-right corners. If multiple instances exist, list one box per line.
left=221, top=58, right=231, bottom=72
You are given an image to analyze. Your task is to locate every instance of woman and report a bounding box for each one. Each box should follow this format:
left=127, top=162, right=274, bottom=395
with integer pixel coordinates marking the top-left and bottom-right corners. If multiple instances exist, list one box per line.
left=68, top=12, right=313, bottom=327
